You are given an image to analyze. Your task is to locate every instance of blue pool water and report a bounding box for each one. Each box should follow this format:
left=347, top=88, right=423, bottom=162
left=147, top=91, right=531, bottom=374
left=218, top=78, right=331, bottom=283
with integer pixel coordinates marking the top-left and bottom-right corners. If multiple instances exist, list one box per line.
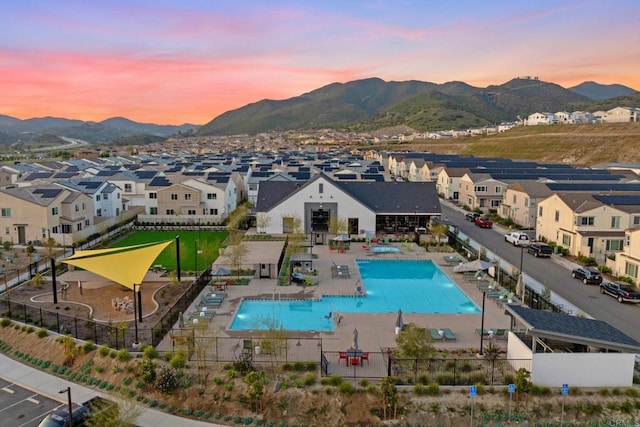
left=229, top=259, right=480, bottom=331
left=371, top=245, right=400, bottom=253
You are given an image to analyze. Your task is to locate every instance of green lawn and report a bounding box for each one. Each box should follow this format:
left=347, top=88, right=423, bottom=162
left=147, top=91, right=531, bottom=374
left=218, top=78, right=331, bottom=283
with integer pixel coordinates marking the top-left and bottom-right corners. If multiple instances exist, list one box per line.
left=112, top=230, right=228, bottom=271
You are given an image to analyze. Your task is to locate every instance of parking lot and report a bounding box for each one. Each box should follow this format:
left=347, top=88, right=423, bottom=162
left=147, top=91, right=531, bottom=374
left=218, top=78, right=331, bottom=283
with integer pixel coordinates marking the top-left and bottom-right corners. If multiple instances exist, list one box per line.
left=0, top=378, right=61, bottom=427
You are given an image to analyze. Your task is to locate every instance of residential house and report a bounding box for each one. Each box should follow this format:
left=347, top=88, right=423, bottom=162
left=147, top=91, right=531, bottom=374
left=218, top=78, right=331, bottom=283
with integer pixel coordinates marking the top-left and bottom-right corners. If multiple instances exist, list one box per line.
left=436, top=167, right=470, bottom=202
left=500, top=182, right=552, bottom=229
left=604, top=107, right=640, bottom=123
left=614, top=227, right=640, bottom=284
left=525, top=112, right=556, bottom=126
left=0, top=184, right=93, bottom=245
left=554, top=111, right=572, bottom=124
left=55, top=179, right=124, bottom=219
left=536, top=193, right=635, bottom=258
left=458, top=173, right=508, bottom=212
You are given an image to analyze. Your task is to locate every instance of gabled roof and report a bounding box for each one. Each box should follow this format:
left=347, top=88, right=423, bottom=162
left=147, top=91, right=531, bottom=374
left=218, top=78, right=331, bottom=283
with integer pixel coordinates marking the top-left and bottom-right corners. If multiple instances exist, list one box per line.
left=505, top=305, right=640, bottom=353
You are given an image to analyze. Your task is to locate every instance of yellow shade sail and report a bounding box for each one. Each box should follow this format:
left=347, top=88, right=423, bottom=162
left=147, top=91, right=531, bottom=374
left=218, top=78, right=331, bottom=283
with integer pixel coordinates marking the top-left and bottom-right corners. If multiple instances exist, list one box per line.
left=63, top=240, right=173, bottom=290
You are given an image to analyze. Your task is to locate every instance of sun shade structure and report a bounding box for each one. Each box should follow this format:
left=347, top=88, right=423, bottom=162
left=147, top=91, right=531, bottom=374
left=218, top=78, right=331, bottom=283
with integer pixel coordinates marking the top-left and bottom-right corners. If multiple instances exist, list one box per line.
left=63, top=240, right=173, bottom=290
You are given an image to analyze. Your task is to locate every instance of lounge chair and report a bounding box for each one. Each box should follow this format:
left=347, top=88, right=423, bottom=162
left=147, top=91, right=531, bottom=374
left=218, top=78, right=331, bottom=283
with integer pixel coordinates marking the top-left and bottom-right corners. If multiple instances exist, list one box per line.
left=206, top=286, right=228, bottom=297
left=486, top=290, right=509, bottom=299
left=492, top=329, right=508, bottom=339
left=441, top=328, right=456, bottom=341
left=468, top=272, right=489, bottom=282
left=444, top=254, right=464, bottom=264
left=188, top=310, right=215, bottom=321
left=201, top=294, right=224, bottom=303
left=428, top=328, right=444, bottom=341
left=475, top=328, right=491, bottom=336
left=463, top=270, right=482, bottom=279
left=199, top=296, right=222, bottom=308
left=495, top=292, right=515, bottom=305
left=478, top=281, right=497, bottom=291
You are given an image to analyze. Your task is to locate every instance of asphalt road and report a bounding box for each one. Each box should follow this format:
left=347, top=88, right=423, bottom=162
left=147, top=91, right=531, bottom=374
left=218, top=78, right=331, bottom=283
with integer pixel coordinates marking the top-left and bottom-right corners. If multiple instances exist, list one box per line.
left=441, top=204, right=640, bottom=343
left=0, top=378, right=62, bottom=427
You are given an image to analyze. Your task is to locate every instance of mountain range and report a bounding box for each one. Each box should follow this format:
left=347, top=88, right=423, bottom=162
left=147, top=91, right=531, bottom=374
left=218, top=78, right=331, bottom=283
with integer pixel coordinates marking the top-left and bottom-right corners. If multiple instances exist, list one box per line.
left=197, top=78, right=639, bottom=135
left=1, top=78, right=637, bottom=144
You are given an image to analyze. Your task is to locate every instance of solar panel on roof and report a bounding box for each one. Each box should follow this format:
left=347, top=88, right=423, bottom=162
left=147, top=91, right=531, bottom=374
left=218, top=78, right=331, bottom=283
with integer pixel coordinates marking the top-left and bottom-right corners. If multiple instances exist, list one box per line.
left=134, top=171, right=157, bottom=179
left=79, top=181, right=101, bottom=189
left=33, top=188, right=62, bottom=198
left=335, top=174, right=357, bottom=180
left=593, top=195, right=640, bottom=205
left=96, top=170, right=118, bottom=176
left=149, top=176, right=171, bottom=187
left=361, top=174, right=384, bottom=181
left=547, top=183, right=640, bottom=192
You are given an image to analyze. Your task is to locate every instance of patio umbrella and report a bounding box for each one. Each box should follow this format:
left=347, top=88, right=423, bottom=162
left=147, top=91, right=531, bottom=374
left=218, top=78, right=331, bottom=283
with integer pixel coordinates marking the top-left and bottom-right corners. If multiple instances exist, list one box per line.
left=333, top=235, right=351, bottom=241
left=353, top=328, right=359, bottom=350
left=516, top=273, right=525, bottom=299
left=212, top=267, right=231, bottom=276
left=453, top=259, right=493, bottom=273
left=358, top=231, right=376, bottom=240
left=395, top=309, right=404, bottom=334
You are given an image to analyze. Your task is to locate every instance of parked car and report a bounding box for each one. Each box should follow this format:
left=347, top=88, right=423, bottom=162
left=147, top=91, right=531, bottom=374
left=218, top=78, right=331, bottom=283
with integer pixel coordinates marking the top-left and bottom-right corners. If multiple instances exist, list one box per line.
left=504, top=231, right=530, bottom=246
left=571, top=267, right=603, bottom=285
left=599, top=281, right=640, bottom=303
left=474, top=216, right=493, bottom=228
left=38, top=396, right=115, bottom=427
left=527, top=242, right=553, bottom=257
left=465, top=212, right=481, bottom=222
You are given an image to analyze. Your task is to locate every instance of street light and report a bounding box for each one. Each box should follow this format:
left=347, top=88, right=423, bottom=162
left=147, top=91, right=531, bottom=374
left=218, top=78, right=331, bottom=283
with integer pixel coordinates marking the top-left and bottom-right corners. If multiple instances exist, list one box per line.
left=194, top=240, right=199, bottom=280
left=59, top=387, right=74, bottom=427
left=132, top=283, right=140, bottom=347
left=479, top=290, right=487, bottom=356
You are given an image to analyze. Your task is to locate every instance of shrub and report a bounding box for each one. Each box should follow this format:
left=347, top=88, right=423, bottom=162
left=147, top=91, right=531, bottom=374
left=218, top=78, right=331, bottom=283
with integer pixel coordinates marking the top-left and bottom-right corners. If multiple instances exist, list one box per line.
left=143, top=346, right=159, bottom=360
left=156, top=367, right=179, bottom=394
left=116, top=349, right=132, bottom=362
left=169, top=350, right=187, bottom=369
left=337, top=382, right=355, bottom=395
left=0, top=318, right=11, bottom=328
left=98, top=346, right=110, bottom=357
left=36, top=328, right=48, bottom=338
left=82, top=341, right=96, bottom=353
left=302, top=374, right=316, bottom=386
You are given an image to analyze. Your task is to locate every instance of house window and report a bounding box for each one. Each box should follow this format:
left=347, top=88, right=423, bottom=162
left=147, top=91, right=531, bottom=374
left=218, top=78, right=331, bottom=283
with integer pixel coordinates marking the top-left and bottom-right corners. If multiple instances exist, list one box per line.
left=117, top=193, right=120, bottom=199
left=166, top=209, right=175, bottom=215
left=249, top=183, right=258, bottom=191
left=149, top=192, right=157, bottom=199
left=605, top=239, right=623, bottom=251
left=633, top=216, right=640, bottom=225
left=52, top=207, right=58, bottom=215
left=319, top=183, right=324, bottom=194
left=209, top=208, right=218, bottom=215
left=625, top=261, right=638, bottom=279
left=491, top=199, right=501, bottom=208
left=103, top=193, right=108, bottom=200
left=562, top=234, right=571, bottom=247
left=207, top=193, right=217, bottom=200
left=185, top=194, right=192, bottom=201
left=97, top=209, right=102, bottom=217
left=41, top=228, right=47, bottom=238
left=539, top=206, right=543, bottom=217
left=554, top=210, right=559, bottom=222
left=85, top=220, right=90, bottom=226
left=96, top=195, right=101, bottom=201
left=150, top=207, right=157, bottom=215
left=171, top=194, right=178, bottom=200
left=75, top=204, right=79, bottom=212
left=77, top=223, right=82, bottom=231
left=512, top=195, right=517, bottom=204
left=124, top=184, right=132, bottom=192
left=611, top=216, right=621, bottom=229
left=1, top=208, right=10, bottom=217
left=495, top=186, right=502, bottom=194
left=578, top=216, right=594, bottom=226
left=116, top=208, right=120, bottom=216
left=625, top=234, right=630, bottom=246
left=187, top=209, right=196, bottom=215
left=475, top=186, right=487, bottom=193
left=82, top=203, right=86, bottom=210
left=5, top=227, right=9, bottom=234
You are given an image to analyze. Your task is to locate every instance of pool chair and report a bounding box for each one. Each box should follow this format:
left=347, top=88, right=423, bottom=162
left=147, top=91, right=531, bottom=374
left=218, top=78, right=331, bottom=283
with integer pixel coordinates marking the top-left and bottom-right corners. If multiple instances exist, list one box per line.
left=478, top=280, right=497, bottom=291
left=495, top=292, right=515, bottom=305
left=361, top=352, right=370, bottom=365
left=443, top=254, right=464, bottom=264
left=428, top=328, right=444, bottom=341
left=486, top=289, right=509, bottom=299
left=441, top=328, right=457, bottom=342
left=492, top=329, right=508, bottom=340
left=467, top=272, right=489, bottom=282
left=199, top=295, right=222, bottom=308
left=338, top=352, right=347, bottom=364
left=475, top=328, right=491, bottom=337
left=188, top=310, right=215, bottom=321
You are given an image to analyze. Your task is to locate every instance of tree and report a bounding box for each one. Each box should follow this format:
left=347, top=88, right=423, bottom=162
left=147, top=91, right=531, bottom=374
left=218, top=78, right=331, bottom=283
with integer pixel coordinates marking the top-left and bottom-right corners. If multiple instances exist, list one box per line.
left=256, top=213, right=271, bottom=234
left=61, top=335, right=79, bottom=366
left=43, top=237, right=57, bottom=257
left=394, top=323, right=435, bottom=359
left=252, top=315, right=288, bottom=379
left=228, top=242, right=248, bottom=276
left=244, top=370, right=268, bottom=413
left=328, top=216, right=348, bottom=235
left=380, top=377, right=398, bottom=420
left=428, top=222, right=448, bottom=246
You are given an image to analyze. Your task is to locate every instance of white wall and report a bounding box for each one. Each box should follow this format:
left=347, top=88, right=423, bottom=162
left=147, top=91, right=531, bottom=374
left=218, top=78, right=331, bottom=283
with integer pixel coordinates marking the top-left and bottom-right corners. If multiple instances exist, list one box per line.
left=531, top=353, right=635, bottom=388
left=264, top=177, right=376, bottom=234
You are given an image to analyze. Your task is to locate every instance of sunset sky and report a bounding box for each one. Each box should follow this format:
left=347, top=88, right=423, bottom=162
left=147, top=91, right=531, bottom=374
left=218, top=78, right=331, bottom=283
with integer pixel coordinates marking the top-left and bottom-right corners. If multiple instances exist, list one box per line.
left=2, top=1, right=639, bottom=125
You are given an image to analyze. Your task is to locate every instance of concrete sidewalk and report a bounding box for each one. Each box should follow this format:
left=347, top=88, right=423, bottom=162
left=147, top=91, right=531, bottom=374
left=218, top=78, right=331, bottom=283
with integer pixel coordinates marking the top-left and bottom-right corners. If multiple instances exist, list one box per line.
left=0, top=354, right=222, bottom=427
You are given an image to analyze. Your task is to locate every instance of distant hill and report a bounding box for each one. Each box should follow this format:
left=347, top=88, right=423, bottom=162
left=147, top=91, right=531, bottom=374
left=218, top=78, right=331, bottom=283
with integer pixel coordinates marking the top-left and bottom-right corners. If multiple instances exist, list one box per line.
left=0, top=115, right=198, bottom=145
left=569, top=81, right=637, bottom=101
left=198, top=77, right=595, bottom=136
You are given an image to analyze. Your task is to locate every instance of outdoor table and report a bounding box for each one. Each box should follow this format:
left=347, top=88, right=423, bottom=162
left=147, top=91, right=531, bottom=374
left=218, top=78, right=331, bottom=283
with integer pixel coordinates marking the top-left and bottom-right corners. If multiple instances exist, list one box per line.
left=346, top=349, right=363, bottom=366
left=214, top=281, right=227, bottom=291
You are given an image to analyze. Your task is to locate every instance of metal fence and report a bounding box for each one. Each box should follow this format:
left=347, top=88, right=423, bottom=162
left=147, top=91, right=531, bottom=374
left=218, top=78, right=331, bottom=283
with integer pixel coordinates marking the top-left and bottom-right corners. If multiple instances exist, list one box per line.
left=322, top=350, right=532, bottom=385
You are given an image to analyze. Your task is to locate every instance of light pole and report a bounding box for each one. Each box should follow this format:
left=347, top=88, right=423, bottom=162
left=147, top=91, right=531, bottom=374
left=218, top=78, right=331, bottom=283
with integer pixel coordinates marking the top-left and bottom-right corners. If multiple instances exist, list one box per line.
left=194, top=240, right=199, bottom=280
left=479, top=290, right=486, bottom=355
left=132, top=283, right=139, bottom=347
left=59, top=387, right=73, bottom=427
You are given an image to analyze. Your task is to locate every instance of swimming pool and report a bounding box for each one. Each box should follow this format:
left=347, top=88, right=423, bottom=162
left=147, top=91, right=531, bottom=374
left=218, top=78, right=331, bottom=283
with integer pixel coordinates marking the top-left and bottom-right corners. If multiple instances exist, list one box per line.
left=229, top=259, right=480, bottom=331
left=371, top=245, right=400, bottom=253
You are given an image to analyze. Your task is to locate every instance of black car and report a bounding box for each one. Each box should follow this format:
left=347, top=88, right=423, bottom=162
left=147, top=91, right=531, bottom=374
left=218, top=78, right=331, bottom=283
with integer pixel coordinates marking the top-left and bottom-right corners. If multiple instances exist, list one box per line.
left=527, top=242, right=553, bottom=257
left=571, top=267, right=603, bottom=285
left=465, top=212, right=481, bottom=222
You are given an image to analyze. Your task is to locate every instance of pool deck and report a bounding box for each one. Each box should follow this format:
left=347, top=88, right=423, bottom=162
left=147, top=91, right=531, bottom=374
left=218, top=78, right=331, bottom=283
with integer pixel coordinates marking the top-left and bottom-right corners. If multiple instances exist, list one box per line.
left=158, top=240, right=513, bottom=357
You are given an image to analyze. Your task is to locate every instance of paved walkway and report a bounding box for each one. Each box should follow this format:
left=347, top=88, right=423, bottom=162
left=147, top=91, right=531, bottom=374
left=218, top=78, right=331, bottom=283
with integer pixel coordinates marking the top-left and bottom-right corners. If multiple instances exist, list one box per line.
left=0, top=353, right=222, bottom=426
